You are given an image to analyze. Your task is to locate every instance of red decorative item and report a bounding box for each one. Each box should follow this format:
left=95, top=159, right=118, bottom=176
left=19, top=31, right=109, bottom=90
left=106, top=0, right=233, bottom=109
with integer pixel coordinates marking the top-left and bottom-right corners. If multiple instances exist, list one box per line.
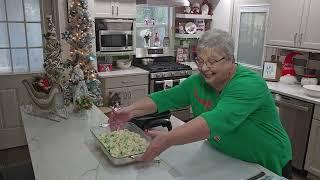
left=98, top=63, right=113, bottom=72
left=33, top=76, right=52, bottom=94
left=282, top=52, right=302, bottom=76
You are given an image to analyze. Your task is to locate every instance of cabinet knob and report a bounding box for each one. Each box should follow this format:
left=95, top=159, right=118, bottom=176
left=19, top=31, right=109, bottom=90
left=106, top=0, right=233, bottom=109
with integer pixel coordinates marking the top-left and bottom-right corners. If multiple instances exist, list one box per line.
left=299, top=33, right=303, bottom=46
left=117, top=6, right=119, bottom=16
left=294, top=33, right=298, bottom=46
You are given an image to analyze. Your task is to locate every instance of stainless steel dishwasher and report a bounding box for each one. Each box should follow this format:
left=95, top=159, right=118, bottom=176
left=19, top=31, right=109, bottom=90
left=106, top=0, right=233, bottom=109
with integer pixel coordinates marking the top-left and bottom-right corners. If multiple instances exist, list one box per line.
left=272, top=93, right=314, bottom=171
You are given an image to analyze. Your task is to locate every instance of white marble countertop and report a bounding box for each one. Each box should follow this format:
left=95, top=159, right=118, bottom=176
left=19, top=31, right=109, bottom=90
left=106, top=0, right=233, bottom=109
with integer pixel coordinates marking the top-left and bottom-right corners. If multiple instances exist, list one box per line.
left=267, top=81, right=320, bottom=104
left=21, top=106, right=280, bottom=180
left=98, top=67, right=149, bottom=78
left=180, top=62, right=198, bottom=71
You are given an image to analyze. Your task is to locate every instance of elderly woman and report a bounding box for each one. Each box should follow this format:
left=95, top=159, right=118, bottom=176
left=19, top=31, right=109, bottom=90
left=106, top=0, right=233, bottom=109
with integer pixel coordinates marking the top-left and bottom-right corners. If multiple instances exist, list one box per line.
left=109, top=29, right=292, bottom=178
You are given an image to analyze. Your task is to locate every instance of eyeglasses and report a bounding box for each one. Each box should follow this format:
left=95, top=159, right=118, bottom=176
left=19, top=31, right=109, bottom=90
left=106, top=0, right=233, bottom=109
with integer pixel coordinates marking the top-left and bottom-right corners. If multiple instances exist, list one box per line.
left=195, top=56, right=225, bottom=68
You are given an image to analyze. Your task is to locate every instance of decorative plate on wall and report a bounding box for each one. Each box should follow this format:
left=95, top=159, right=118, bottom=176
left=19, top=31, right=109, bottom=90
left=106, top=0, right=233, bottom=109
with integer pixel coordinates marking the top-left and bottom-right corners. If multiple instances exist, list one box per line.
left=185, top=22, right=197, bottom=34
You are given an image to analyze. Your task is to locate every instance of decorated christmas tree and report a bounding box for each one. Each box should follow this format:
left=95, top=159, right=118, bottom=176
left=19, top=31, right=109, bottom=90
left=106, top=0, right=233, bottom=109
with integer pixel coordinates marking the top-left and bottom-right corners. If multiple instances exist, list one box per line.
left=43, top=15, right=64, bottom=86
left=62, top=0, right=103, bottom=108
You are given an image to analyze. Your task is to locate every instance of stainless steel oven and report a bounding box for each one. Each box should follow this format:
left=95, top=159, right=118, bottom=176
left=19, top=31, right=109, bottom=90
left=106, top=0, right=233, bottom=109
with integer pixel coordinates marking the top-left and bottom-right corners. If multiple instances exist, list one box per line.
left=149, top=70, right=192, bottom=121
left=149, top=72, right=190, bottom=92
left=273, top=93, right=314, bottom=171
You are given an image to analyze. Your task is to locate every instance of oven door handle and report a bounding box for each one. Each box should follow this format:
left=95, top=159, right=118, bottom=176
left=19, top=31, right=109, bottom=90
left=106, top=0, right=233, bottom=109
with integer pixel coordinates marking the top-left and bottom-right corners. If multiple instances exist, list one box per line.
left=155, top=80, right=164, bottom=84
left=275, top=100, right=311, bottom=112
left=155, top=80, right=180, bottom=84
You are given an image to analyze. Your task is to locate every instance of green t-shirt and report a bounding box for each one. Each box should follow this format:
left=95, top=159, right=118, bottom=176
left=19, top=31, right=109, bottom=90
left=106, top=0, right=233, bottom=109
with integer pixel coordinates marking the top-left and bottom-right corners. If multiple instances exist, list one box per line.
left=149, top=65, right=292, bottom=176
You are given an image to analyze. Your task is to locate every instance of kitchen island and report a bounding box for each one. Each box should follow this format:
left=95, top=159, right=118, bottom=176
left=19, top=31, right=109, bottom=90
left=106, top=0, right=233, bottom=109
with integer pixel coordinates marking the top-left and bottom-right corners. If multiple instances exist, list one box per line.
left=20, top=106, right=282, bottom=180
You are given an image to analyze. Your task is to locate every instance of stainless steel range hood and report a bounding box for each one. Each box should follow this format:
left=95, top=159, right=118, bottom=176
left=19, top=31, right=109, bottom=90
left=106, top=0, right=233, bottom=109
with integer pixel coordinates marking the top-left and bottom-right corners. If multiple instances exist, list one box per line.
left=136, top=0, right=190, bottom=7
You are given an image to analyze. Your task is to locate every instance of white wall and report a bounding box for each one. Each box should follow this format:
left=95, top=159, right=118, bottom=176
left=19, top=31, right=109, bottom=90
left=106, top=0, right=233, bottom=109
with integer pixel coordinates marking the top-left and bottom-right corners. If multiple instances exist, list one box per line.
left=212, top=0, right=235, bottom=32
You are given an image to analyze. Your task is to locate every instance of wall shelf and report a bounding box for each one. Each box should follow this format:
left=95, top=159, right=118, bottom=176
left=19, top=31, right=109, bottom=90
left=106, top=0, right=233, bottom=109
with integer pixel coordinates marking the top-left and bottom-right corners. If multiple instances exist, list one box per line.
left=175, top=33, right=203, bottom=39
left=136, top=23, right=168, bottom=28
left=176, top=13, right=213, bottom=20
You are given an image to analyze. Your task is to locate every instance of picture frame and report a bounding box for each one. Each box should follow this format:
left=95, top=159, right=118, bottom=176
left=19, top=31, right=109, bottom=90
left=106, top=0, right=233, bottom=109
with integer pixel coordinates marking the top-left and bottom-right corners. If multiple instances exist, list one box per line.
left=262, top=61, right=282, bottom=81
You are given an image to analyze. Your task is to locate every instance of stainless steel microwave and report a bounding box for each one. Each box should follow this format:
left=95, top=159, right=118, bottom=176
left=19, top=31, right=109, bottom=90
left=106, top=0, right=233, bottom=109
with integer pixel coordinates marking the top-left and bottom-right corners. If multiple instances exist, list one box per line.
left=98, top=30, right=133, bottom=52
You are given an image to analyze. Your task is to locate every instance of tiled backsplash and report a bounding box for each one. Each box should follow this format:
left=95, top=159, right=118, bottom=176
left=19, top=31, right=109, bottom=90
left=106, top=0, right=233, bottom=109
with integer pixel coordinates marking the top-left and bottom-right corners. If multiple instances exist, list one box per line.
left=265, top=48, right=320, bottom=82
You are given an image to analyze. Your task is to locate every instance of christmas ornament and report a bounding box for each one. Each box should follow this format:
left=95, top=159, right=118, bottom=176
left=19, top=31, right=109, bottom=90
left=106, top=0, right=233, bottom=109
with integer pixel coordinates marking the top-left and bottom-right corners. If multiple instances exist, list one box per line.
left=88, top=54, right=96, bottom=61
left=61, top=31, right=72, bottom=40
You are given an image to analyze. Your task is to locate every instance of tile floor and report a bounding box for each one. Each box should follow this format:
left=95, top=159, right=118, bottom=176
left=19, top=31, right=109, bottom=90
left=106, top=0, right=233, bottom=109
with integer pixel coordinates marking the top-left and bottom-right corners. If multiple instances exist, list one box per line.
left=294, top=172, right=308, bottom=180
left=0, top=146, right=35, bottom=180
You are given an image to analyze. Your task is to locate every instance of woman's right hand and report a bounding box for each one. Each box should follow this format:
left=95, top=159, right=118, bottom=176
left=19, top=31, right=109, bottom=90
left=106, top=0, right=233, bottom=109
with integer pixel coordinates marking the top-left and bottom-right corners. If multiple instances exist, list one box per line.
left=108, top=107, right=133, bottom=131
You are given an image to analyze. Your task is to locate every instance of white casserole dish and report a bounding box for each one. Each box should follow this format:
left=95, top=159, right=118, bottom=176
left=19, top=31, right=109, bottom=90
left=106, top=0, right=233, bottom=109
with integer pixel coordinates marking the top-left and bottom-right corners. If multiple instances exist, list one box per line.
left=303, top=85, right=320, bottom=98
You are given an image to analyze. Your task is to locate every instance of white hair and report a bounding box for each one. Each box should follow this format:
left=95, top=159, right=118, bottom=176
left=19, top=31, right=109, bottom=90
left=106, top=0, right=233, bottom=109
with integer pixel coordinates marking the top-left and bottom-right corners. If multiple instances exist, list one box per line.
left=198, top=29, right=235, bottom=60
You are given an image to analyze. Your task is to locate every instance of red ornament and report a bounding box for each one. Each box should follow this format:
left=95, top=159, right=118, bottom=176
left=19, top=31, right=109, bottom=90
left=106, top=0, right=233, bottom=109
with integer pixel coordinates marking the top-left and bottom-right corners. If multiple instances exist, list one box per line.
left=42, top=78, right=50, bottom=87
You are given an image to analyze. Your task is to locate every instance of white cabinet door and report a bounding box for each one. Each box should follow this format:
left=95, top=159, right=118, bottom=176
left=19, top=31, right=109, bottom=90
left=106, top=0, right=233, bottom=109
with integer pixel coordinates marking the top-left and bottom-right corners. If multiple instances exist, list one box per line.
left=0, top=74, right=34, bottom=149
left=114, top=0, right=136, bottom=19
left=305, top=119, right=320, bottom=177
left=128, top=85, right=148, bottom=105
left=300, top=0, right=320, bottom=50
left=94, top=0, right=114, bottom=18
left=266, top=0, right=305, bottom=47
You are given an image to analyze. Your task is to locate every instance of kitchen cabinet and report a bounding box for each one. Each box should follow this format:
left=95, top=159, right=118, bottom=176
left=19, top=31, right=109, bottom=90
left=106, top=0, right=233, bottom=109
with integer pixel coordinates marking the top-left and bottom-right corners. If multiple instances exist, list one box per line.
left=94, top=0, right=113, bottom=18
left=94, top=0, right=136, bottom=18
left=99, top=74, right=148, bottom=107
left=0, top=74, right=35, bottom=149
left=114, top=0, right=136, bottom=19
left=300, top=0, right=320, bottom=50
left=266, top=0, right=320, bottom=50
left=266, top=0, right=305, bottom=47
left=274, top=93, right=314, bottom=170
left=305, top=107, right=320, bottom=177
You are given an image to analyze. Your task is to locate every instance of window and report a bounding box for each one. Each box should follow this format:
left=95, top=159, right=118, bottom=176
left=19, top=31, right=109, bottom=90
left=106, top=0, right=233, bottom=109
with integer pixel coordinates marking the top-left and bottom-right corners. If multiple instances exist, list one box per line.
left=0, top=0, right=43, bottom=73
left=234, top=5, right=269, bottom=73
left=136, top=5, right=170, bottom=48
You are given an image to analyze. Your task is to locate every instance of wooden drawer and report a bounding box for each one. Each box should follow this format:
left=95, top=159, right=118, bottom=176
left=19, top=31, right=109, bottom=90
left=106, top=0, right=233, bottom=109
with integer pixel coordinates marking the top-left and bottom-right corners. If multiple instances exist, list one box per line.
left=313, top=105, right=320, bottom=120
left=102, top=74, right=148, bottom=89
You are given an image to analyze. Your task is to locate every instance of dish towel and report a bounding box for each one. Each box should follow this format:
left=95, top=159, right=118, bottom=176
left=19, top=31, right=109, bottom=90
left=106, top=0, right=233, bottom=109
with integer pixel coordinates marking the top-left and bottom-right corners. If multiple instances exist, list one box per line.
left=164, top=80, right=173, bottom=90
left=180, top=78, right=187, bottom=84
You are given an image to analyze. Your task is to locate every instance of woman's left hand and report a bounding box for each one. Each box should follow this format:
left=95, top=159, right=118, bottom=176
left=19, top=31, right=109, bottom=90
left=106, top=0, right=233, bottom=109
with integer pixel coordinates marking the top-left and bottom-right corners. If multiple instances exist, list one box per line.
left=136, top=130, right=171, bottom=161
